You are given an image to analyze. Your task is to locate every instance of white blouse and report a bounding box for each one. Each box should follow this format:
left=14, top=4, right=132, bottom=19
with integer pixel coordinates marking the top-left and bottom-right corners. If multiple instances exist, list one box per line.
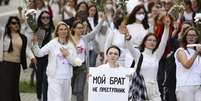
left=76, top=38, right=86, bottom=63
left=175, top=48, right=201, bottom=86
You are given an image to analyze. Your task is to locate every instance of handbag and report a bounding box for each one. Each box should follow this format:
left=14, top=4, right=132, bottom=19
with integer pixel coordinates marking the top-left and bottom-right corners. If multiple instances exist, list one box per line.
left=161, top=53, right=177, bottom=101
left=128, top=54, right=149, bottom=101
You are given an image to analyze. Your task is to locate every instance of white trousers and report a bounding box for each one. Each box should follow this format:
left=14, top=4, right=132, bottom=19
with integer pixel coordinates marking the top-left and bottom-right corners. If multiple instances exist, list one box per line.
left=176, top=85, right=201, bottom=101
left=146, top=82, right=161, bottom=101
left=47, top=77, right=72, bottom=101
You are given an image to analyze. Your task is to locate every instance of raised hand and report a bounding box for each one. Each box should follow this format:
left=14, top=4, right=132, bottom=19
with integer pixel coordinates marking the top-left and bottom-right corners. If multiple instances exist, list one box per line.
left=162, top=15, right=171, bottom=27
left=99, top=12, right=107, bottom=21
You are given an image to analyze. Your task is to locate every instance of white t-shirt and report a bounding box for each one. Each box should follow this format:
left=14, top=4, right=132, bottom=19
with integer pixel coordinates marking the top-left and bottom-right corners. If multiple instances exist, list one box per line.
left=76, top=38, right=86, bottom=63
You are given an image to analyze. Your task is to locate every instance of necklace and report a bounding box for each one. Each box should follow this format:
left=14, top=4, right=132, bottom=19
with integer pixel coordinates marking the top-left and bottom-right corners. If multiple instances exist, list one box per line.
left=58, top=38, right=67, bottom=45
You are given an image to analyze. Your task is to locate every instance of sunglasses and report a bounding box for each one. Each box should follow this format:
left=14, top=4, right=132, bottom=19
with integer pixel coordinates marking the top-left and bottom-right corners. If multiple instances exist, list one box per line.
left=41, top=16, right=50, bottom=19
left=11, top=22, right=18, bottom=25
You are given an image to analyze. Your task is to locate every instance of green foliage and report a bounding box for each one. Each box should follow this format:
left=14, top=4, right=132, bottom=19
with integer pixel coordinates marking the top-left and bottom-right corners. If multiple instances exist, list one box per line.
left=117, top=0, right=128, bottom=15
left=20, top=81, right=36, bottom=93
left=90, top=0, right=105, bottom=11
left=195, top=24, right=201, bottom=43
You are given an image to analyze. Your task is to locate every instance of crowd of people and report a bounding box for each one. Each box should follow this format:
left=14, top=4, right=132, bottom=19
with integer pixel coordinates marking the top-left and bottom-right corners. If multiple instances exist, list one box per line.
left=0, top=0, right=201, bottom=101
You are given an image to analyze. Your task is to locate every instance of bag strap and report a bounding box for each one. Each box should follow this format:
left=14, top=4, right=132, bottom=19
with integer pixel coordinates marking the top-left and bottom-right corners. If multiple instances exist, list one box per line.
left=130, top=60, right=135, bottom=68
left=136, top=54, right=143, bottom=73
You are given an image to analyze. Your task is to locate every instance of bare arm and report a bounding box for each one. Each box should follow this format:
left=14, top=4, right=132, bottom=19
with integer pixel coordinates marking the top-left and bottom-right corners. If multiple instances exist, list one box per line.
left=104, top=29, right=113, bottom=54
left=83, top=19, right=104, bottom=41
left=176, top=48, right=199, bottom=69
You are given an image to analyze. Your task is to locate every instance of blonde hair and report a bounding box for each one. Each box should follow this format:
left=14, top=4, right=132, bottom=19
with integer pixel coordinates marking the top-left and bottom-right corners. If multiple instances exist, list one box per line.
left=53, top=22, right=75, bottom=44
left=54, top=21, right=70, bottom=38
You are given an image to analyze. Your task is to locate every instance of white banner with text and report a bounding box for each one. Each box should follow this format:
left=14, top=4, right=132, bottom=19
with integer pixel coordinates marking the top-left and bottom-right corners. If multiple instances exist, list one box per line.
left=88, top=67, right=131, bottom=101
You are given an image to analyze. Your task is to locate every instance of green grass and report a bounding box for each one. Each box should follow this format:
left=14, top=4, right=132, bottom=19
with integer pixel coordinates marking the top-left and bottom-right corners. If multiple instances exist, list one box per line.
left=19, top=80, right=36, bottom=93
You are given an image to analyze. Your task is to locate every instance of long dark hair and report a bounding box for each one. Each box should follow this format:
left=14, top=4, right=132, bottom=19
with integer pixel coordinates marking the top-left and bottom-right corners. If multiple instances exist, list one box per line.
left=36, top=10, right=55, bottom=31
left=113, top=15, right=124, bottom=29
left=88, top=4, right=99, bottom=26
left=4, top=16, right=21, bottom=52
left=76, top=1, right=88, bottom=12
left=71, top=20, right=83, bottom=35
left=139, top=33, right=159, bottom=53
left=127, top=4, right=149, bottom=29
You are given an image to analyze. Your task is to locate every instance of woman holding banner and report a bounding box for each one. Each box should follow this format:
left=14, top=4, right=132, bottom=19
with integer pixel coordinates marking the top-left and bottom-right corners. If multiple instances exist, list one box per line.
left=88, top=45, right=131, bottom=101
left=99, top=45, right=122, bottom=68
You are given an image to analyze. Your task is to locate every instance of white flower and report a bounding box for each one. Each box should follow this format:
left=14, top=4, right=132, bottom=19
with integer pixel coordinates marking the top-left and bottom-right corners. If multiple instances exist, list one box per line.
left=194, top=13, right=201, bottom=24
left=24, top=9, right=37, bottom=17
left=74, top=58, right=82, bottom=66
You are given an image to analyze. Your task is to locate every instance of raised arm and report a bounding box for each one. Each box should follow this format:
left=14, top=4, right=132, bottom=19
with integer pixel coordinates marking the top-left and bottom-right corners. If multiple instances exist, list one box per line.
left=84, top=18, right=105, bottom=41
left=104, top=29, right=113, bottom=54
left=154, top=15, right=171, bottom=59
left=32, top=36, right=52, bottom=57
left=154, top=25, right=169, bottom=59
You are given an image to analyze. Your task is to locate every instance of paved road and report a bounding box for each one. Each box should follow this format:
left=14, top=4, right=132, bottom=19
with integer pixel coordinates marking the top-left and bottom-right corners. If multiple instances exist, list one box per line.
left=0, top=0, right=21, bottom=28
left=20, top=68, right=88, bottom=101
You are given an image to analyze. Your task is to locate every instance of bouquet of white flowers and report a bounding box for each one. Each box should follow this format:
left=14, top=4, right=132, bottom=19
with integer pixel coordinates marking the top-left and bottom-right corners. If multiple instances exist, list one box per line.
left=24, top=9, right=37, bottom=32
left=74, top=58, right=83, bottom=67
left=168, top=4, right=184, bottom=21
left=194, top=13, right=201, bottom=24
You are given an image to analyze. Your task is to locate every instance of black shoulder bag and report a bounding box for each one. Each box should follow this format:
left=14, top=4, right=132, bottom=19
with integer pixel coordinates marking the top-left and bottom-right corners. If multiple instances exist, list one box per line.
left=128, top=54, right=149, bottom=101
